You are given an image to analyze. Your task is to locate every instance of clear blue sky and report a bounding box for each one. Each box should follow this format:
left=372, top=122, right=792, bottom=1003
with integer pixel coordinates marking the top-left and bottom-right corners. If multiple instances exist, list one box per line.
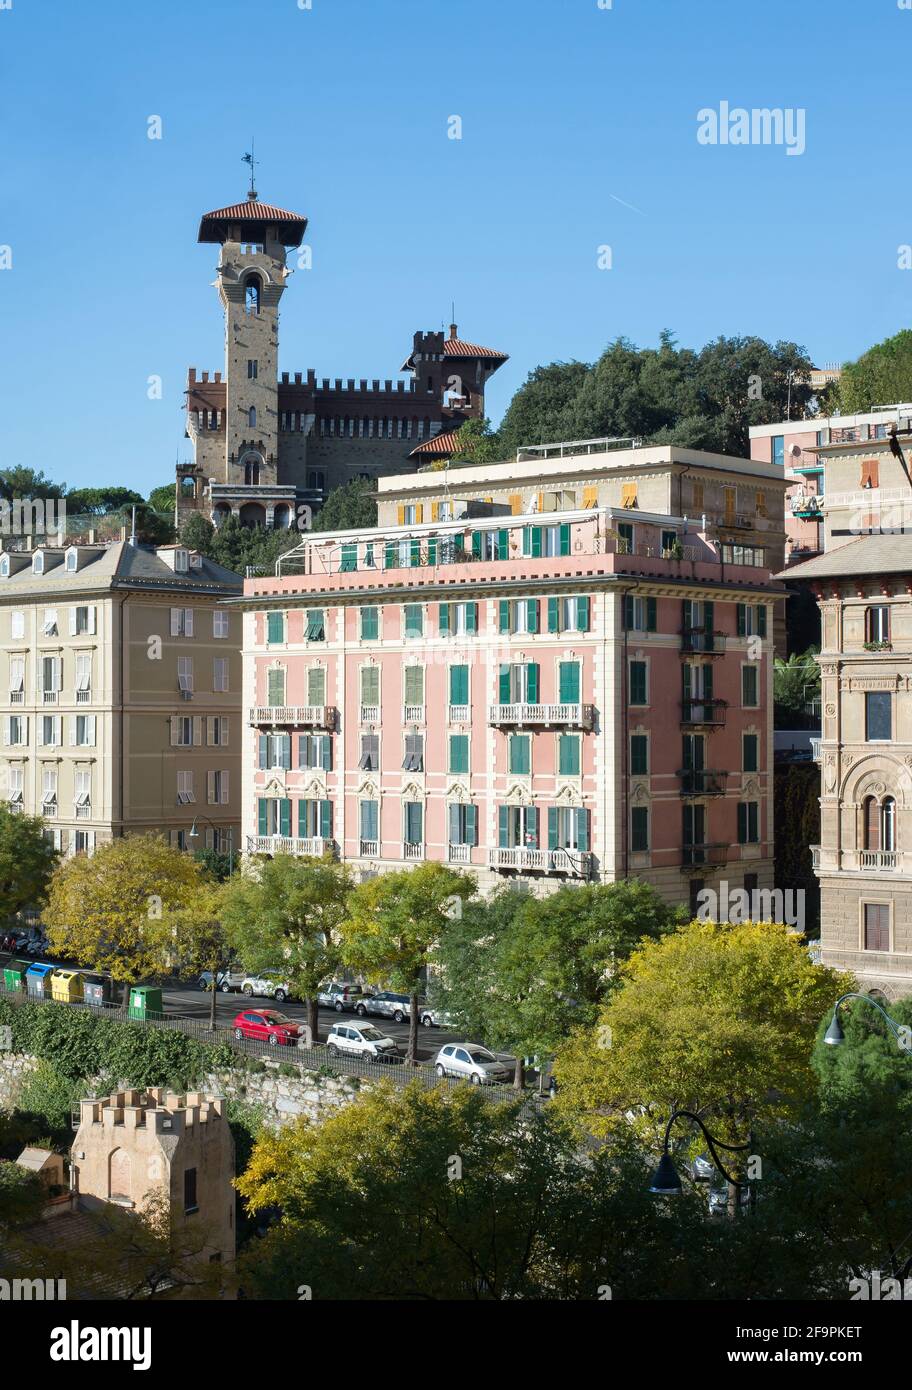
left=1, top=0, right=910, bottom=492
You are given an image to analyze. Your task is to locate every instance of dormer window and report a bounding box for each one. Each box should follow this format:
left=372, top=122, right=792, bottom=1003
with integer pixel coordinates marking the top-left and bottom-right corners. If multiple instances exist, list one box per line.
left=65, top=549, right=78, bottom=572
left=174, top=549, right=189, bottom=574
left=0, top=555, right=9, bottom=578
left=32, top=551, right=44, bottom=574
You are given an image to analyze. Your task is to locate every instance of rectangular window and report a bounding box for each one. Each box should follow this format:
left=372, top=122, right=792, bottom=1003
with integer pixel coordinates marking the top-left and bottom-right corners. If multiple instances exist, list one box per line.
left=266, top=668, right=286, bottom=707
left=40, top=715, right=61, bottom=746
left=307, top=667, right=326, bottom=707
left=299, top=798, right=332, bottom=840
left=8, top=656, right=24, bottom=696
left=863, top=903, right=890, bottom=952
left=623, top=594, right=657, bottom=632
left=558, top=734, right=580, bottom=777
left=171, top=607, right=194, bottom=638
left=742, top=733, right=759, bottom=773
left=866, top=606, right=890, bottom=644
left=213, top=658, right=229, bottom=693
left=297, top=734, right=332, bottom=771
left=866, top=691, right=892, bottom=742
left=547, top=595, right=590, bottom=633
left=360, top=666, right=380, bottom=709
left=772, top=436, right=784, bottom=467
left=449, top=664, right=469, bottom=709
left=737, top=801, right=759, bottom=844
left=449, top=734, right=470, bottom=775
left=500, top=599, right=539, bottom=635
left=359, top=734, right=379, bottom=771
left=360, top=799, right=379, bottom=844
left=741, top=665, right=759, bottom=708
left=631, top=806, right=649, bottom=852
left=340, top=544, right=357, bottom=573
left=207, top=770, right=230, bottom=805
left=72, top=606, right=96, bottom=636
left=404, top=801, right=424, bottom=845
left=72, top=714, right=96, bottom=747
left=305, top=610, right=326, bottom=642
left=177, top=770, right=195, bottom=805
left=404, top=666, right=424, bottom=709
left=736, top=604, right=767, bottom=638
left=630, top=734, right=648, bottom=776
left=184, top=1167, right=198, bottom=1214
left=266, top=611, right=285, bottom=645
left=449, top=803, right=478, bottom=846
left=41, top=608, right=58, bottom=637
left=498, top=663, right=540, bottom=705
left=616, top=522, right=634, bottom=554
left=207, top=716, right=229, bottom=746
left=247, top=359, right=258, bottom=379
left=629, top=660, right=647, bottom=706
left=10, top=612, right=24, bottom=640
left=404, top=604, right=424, bottom=639
left=548, top=806, right=590, bottom=852
left=499, top=805, right=540, bottom=849
left=437, top=601, right=478, bottom=637
left=558, top=661, right=581, bottom=705
left=402, top=733, right=424, bottom=772
left=360, top=606, right=379, bottom=641
left=509, top=734, right=531, bottom=775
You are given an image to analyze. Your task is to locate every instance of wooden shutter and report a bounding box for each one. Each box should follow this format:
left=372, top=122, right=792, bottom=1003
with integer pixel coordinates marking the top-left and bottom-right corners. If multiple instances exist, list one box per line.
left=621, top=484, right=637, bottom=509
left=509, top=494, right=522, bottom=515
left=864, top=797, right=879, bottom=851
left=860, top=460, right=879, bottom=489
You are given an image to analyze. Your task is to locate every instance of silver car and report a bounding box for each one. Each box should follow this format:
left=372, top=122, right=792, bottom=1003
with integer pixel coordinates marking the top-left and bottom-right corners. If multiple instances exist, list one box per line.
left=317, top=981, right=364, bottom=1011
left=434, top=1043, right=512, bottom=1085
left=241, top=969, right=294, bottom=1003
left=420, top=1004, right=454, bottom=1029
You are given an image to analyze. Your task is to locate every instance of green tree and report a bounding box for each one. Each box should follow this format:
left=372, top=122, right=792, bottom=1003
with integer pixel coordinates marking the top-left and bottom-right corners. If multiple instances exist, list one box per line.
left=446, top=417, right=504, bottom=464
left=0, top=805, right=58, bottom=925
left=340, top=863, right=475, bottom=1063
left=65, top=487, right=145, bottom=515
left=838, top=328, right=912, bottom=414
left=497, top=360, right=590, bottom=454
left=179, top=511, right=215, bottom=554
left=186, top=512, right=297, bottom=575
left=162, top=879, right=232, bottom=1030
left=553, top=920, right=850, bottom=1152
left=147, top=483, right=177, bottom=514
left=312, top=476, right=377, bottom=531
left=0, top=467, right=65, bottom=503
left=219, top=854, right=352, bottom=1041
left=774, top=646, right=820, bottom=724
left=0, top=1161, right=46, bottom=1227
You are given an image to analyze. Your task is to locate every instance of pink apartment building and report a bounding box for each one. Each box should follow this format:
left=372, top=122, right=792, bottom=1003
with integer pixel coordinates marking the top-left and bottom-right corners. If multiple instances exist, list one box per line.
left=239, top=440, right=787, bottom=908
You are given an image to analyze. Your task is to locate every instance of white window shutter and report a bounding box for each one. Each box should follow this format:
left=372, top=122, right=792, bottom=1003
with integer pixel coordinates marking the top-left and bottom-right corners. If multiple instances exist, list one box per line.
left=221, top=771, right=230, bottom=804
left=170, top=608, right=179, bottom=636
left=69, top=718, right=77, bottom=747
left=88, top=606, right=96, bottom=635
left=2, top=719, right=8, bottom=747
left=207, top=771, right=216, bottom=804
left=87, top=716, right=96, bottom=746
left=206, top=716, right=214, bottom=746
left=193, top=716, right=202, bottom=746
left=69, top=608, right=77, bottom=636
left=185, top=609, right=194, bottom=637
left=221, top=717, right=229, bottom=745
left=170, top=716, right=178, bottom=747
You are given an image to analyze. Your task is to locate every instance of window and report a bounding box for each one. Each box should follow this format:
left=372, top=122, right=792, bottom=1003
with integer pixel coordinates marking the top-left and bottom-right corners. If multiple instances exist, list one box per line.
left=213, top=609, right=229, bottom=638
left=549, top=806, right=590, bottom=852
left=41, top=766, right=57, bottom=809
left=449, top=664, right=469, bottom=711
left=248, top=359, right=258, bottom=379
left=440, top=602, right=478, bottom=636
left=7, top=766, right=22, bottom=807
left=721, top=544, right=765, bottom=567
left=173, top=715, right=196, bottom=747
left=359, top=734, right=379, bottom=771
left=499, top=598, right=538, bottom=636
left=244, top=460, right=260, bottom=486
left=737, top=801, right=759, bottom=844
left=360, top=666, right=380, bottom=711
left=623, top=595, right=656, bottom=632
left=360, top=799, right=379, bottom=845
left=32, top=551, right=44, bottom=574
left=498, top=805, right=540, bottom=848
left=258, top=733, right=291, bottom=769
left=298, top=734, right=332, bottom=771
left=404, top=801, right=424, bottom=846
left=72, top=714, right=96, bottom=747
left=306, top=667, right=326, bottom=708
left=630, top=734, right=648, bottom=776
left=305, top=609, right=326, bottom=642
left=736, top=604, right=767, bottom=638
left=177, top=771, right=195, bottom=805
left=8, top=656, right=24, bottom=697
left=266, top=612, right=285, bottom=645
left=509, top=734, right=531, bottom=775
left=558, top=661, right=581, bottom=706
left=882, top=797, right=897, bottom=852
left=41, top=609, right=58, bottom=637
left=631, top=806, right=649, bottom=852
left=244, top=276, right=260, bottom=315
left=41, top=655, right=61, bottom=695
left=206, top=716, right=229, bottom=746
left=471, top=529, right=509, bottom=562
left=404, top=604, right=424, bottom=640
left=865, top=691, right=892, bottom=742
left=860, top=459, right=879, bottom=489
left=661, top=529, right=678, bottom=553
left=741, top=666, right=759, bottom=707
left=402, top=734, right=424, bottom=772
left=522, top=524, right=570, bottom=559
left=72, top=606, right=96, bottom=636
left=547, top=596, right=590, bottom=634
left=207, top=770, right=230, bottom=805
left=404, top=666, right=424, bottom=710
left=866, top=606, right=890, bottom=644
left=449, top=804, right=478, bottom=846
left=10, top=611, right=24, bottom=639
left=248, top=407, right=257, bottom=429
left=170, top=608, right=193, bottom=638
left=498, top=663, right=540, bottom=706
left=360, top=606, right=379, bottom=641
left=629, top=660, right=647, bottom=706
left=213, top=658, right=229, bottom=693
left=742, top=733, right=759, bottom=773
left=449, top=734, right=470, bottom=775
left=184, top=1167, right=198, bottom=1214
left=340, top=544, right=357, bottom=573
left=258, top=797, right=291, bottom=838
left=5, top=715, right=27, bottom=746
left=178, top=656, right=193, bottom=694
left=772, top=436, right=784, bottom=467
left=558, top=734, right=580, bottom=777
left=40, top=714, right=61, bottom=746
left=616, top=522, right=634, bottom=554
left=863, top=903, right=890, bottom=952
left=266, top=668, right=286, bottom=707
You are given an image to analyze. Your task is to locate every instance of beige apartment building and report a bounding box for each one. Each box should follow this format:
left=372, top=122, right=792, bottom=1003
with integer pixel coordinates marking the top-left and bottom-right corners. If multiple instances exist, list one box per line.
left=784, top=533, right=912, bottom=997
left=0, top=540, right=242, bottom=856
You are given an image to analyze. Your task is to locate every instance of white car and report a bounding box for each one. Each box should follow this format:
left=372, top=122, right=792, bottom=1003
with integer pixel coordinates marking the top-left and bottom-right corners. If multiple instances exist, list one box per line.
left=434, top=1043, right=512, bottom=1085
left=241, top=969, right=294, bottom=1003
left=420, top=1005, right=454, bottom=1029
left=326, top=1021, right=401, bottom=1062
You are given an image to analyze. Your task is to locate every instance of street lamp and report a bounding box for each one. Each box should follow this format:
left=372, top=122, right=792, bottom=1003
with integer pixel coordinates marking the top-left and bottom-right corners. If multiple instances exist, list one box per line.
left=824, top=991, right=910, bottom=1053
left=647, top=1108, right=751, bottom=1197
left=188, top=817, right=235, bottom=876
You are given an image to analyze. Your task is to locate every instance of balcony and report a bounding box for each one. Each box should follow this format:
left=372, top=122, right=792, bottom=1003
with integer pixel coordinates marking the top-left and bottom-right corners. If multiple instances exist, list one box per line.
left=402, top=705, right=425, bottom=725
left=858, top=849, right=899, bottom=872
left=360, top=705, right=380, bottom=724
left=680, top=630, right=726, bottom=655
left=680, top=699, right=728, bottom=728
left=359, top=839, right=379, bottom=858
left=681, top=843, right=728, bottom=871
left=41, top=690, right=58, bottom=705
left=812, top=846, right=901, bottom=874
left=488, top=703, right=596, bottom=730
left=448, top=843, right=472, bottom=863
left=677, top=770, right=728, bottom=797
left=9, top=690, right=23, bottom=705
left=403, top=841, right=425, bottom=861
left=246, top=835, right=334, bottom=857
left=488, top=846, right=592, bottom=877
left=248, top=705, right=336, bottom=730
left=75, top=689, right=92, bottom=704
left=448, top=704, right=471, bottom=723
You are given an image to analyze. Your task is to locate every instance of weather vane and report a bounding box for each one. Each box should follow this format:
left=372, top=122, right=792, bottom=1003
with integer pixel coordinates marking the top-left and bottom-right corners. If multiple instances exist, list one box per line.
left=242, top=141, right=259, bottom=197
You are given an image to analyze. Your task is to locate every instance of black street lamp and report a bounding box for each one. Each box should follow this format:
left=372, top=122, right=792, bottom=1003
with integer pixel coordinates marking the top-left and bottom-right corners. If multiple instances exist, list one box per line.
left=648, top=1108, right=751, bottom=1199
left=824, top=991, right=910, bottom=1052
left=188, top=817, right=235, bottom=876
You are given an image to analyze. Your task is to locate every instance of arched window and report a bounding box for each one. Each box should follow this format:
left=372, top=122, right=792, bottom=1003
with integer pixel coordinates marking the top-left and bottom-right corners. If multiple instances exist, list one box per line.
left=863, top=796, right=880, bottom=851
left=244, top=276, right=261, bottom=315
left=244, top=460, right=260, bottom=486
left=248, top=407, right=257, bottom=429
left=882, top=797, right=896, bottom=852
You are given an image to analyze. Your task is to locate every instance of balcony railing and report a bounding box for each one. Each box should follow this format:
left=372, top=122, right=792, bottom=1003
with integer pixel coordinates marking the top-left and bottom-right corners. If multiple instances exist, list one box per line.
left=75, top=689, right=92, bottom=704
left=448, top=843, right=472, bottom=863
left=9, top=691, right=23, bottom=705
left=488, top=703, right=596, bottom=730
left=359, top=839, right=379, bottom=858
left=246, top=835, right=334, bottom=857
left=810, top=737, right=821, bottom=761
left=75, top=803, right=92, bottom=820
left=812, top=845, right=901, bottom=874
left=402, top=705, right=426, bottom=725
left=680, top=699, right=728, bottom=727
left=681, top=843, right=728, bottom=870
left=680, top=630, right=726, bottom=655
left=403, top=841, right=425, bottom=860
left=448, top=704, right=471, bottom=723
left=41, top=690, right=58, bottom=705
left=248, top=705, right=336, bottom=730
left=677, top=770, right=728, bottom=797
left=360, top=705, right=380, bottom=724
left=488, top=846, right=592, bottom=877
left=858, top=849, right=898, bottom=872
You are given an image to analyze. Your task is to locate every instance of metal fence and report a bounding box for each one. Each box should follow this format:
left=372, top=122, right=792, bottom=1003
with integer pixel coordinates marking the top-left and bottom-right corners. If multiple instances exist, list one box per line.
left=0, top=980, right=539, bottom=1110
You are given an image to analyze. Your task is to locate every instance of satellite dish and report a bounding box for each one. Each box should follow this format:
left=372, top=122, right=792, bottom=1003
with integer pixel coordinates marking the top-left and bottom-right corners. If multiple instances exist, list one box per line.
left=790, top=444, right=802, bottom=458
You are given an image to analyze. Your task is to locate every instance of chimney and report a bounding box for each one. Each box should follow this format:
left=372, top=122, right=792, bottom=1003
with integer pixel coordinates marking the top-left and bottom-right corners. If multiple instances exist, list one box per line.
left=449, top=324, right=458, bottom=340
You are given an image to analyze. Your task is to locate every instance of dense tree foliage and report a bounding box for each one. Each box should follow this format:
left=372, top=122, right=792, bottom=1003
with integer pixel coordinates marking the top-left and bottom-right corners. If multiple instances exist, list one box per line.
left=179, top=511, right=298, bottom=575
left=0, top=804, right=59, bottom=923
left=837, top=328, right=912, bottom=414
left=311, top=476, right=378, bottom=531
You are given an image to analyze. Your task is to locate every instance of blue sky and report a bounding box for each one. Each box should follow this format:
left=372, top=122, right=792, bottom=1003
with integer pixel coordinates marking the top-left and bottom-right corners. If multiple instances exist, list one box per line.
left=1, top=0, right=910, bottom=492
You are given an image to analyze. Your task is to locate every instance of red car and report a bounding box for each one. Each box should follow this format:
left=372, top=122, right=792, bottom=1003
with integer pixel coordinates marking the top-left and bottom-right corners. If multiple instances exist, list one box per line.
left=233, top=1009, right=303, bottom=1047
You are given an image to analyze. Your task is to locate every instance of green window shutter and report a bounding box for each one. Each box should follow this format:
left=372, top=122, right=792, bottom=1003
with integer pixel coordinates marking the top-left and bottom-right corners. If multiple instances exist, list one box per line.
left=559, top=661, right=581, bottom=704
left=526, top=599, right=538, bottom=633
left=305, top=610, right=325, bottom=641
left=450, top=735, right=469, bottom=774
left=427, top=536, right=437, bottom=566
left=498, top=805, right=509, bottom=847
left=559, top=735, right=580, bottom=776
left=450, top=665, right=469, bottom=706
left=576, top=809, right=589, bottom=852
left=258, top=734, right=267, bottom=769
left=385, top=542, right=398, bottom=570
left=449, top=803, right=461, bottom=845
left=624, top=594, right=633, bottom=630
left=498, top=529, right=509, bottom=559
left=630, top=661, right=646, bottom=705
left=522, top=526, right=532, bottom=557
left=757, top=605, right=767, bottom=637
left=531, top=526, right=542, bottom=558
left=743, top=733, right=758, bottom=773
left=736, top=603, right=746, bottom=636
left=321, top=736, right=332, bottom=772
left=471, top=530, right=483, bottom=560
left=703, top=663, right=714, bottom=701
left=630, top=734, right=648, bottom=776
left=279, top=799, right=291, bottom=838
left=682, top=664, right=692, bottom=701
left=499, top=600, right=511, bottom=634
left=465, top=602, right=477, bottom=633
left=361, top=800, right=378, bottom=842
left=360, top=606, right=378, bottom=640
left=465, top=804, right=478, bottom=846
left=631, top=807, right=648, bottom=852
left=526, top=806, right=539, bottom=847
left=548, top=807, right=559, bottom=850
left=526, top=663, right=540, bottom=703
left=280, top=734, right=292, bottom=769
left=547, top=596, right=560, bottom=633
left=404, top=666, right=424, bottom=706
left=646, top=596, right=656, bottom=632
left=439, top=603, right=451, bottom=636
left=405, top=604, right=423, bottom=638
left=320, top=800, right=332, bottom=840
left=577, top=596, right=591, bottom=632
left=340, top=544, right=357, bottom=572
left=559, top=523, right=571, bottom=556
left=267, top=668, right=285, bottom=705
left=258, top=798, right=268, bottom=835
left=704, top=600, right=714, bottom=633
left=510, top=735, right=530, bottom=775
left=361, top=666, right=379, bottom=705
left=409, top=539, right=420, bottom=567
left=499, top=665, right=512, bottom=703
left=267, top=612, right=284, bottom=644
left=737, top=802, right=747, bottom=845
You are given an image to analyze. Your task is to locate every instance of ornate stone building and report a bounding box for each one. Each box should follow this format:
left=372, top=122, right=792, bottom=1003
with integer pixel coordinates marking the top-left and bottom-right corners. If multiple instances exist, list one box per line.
left=178, top=191, right=507, bottom=530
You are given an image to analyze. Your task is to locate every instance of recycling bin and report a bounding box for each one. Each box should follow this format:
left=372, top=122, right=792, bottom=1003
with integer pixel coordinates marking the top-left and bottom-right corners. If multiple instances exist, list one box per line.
left=51, top=969, right=84, bottom=1004
left=128, top=985, right=164, bottom=1021
left=25, top=962, right=54, bottom=1000
left=2, top=960, right=29, bottom=993
left=82, top=974, right=112, bottom=1008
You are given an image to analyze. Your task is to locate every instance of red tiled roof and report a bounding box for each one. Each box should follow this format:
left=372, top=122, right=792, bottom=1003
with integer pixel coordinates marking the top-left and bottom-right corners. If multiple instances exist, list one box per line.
left=409, top=428, right=467, bottom=458
left=198, top=196, right=307, bottom=245
left=443, top=338, right=507, bottom=361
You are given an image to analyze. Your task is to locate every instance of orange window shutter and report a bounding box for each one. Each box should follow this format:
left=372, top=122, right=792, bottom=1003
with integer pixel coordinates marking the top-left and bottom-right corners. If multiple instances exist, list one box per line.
left=583, top=486, right=597, bottom=509
left=537, top=491, right=544, bottom=513
left=397, top=505, right=405, bottom=525
left=621, top=483, right=637, bottom=508
left=724, top=488, right=735, bottom=519
left=415, top=504, right=424, bottom=523
left=861, top=460, right=879, bottom=488
left=431, top=502, right=439, bottom=522
left=693, top=482, right=704, bottom=510
left=509, top=494, right=522, bottom=515
left=756, top=491, right=766, bottom=515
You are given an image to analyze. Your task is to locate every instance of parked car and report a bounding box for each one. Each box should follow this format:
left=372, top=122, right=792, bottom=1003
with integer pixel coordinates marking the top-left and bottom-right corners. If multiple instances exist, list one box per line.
left=419, top=1005, right=454, bottom=1029
left=197, top=968, right=246, bottom=994
left=317, top=981, right=364, bottom=1011
left=232, top=1009, right=303, bottom=1047
left=326, top=1021, right=401, bottom=1062
left=355, top=991, right=414, bottom=1023
left=241, top=969, right=295, bottom=1003
left=434, top=1043, right=512, bottom=1085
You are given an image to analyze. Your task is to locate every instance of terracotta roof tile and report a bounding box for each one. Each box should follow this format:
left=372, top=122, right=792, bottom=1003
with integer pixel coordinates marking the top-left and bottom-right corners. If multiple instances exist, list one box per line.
left=409, top=428, right=468, bottom=458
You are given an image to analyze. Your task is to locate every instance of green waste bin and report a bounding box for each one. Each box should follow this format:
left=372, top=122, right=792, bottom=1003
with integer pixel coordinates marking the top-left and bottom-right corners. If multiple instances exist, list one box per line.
left=3, top=960, right=29, bottom=993
left=128, top=985, right=164, bottom=1021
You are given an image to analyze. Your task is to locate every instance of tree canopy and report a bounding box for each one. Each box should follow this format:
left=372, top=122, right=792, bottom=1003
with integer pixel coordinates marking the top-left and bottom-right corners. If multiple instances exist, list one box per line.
left=0, top=804, right=59, bottom=924
left=837, top=328, right=912, bottom=414
left=311, top=476, right=377, bottom=531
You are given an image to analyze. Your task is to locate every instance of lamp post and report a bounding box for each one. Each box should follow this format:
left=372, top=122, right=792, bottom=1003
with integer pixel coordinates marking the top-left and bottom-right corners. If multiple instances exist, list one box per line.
left=824, top=991, right=911, bottom=1053
left=188, top=817, right=235, bottom=876
left=648, top=1108, right=752, bottom=1217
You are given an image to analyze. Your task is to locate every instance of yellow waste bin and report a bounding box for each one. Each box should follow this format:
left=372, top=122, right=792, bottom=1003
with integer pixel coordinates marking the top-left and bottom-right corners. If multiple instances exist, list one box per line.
left=51, top=968, right=84, bottom=1004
